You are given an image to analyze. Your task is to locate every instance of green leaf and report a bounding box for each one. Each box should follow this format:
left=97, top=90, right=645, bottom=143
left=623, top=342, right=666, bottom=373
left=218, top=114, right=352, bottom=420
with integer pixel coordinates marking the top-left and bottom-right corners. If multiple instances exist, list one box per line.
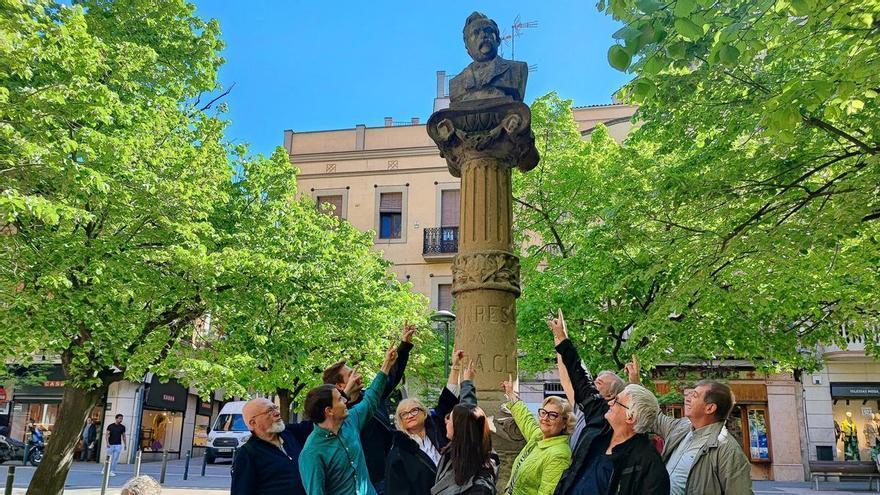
left=674, top=18, right=704, bottom=41
left=667, top=41, right=688, bottom=59
left=612, top=25, right=642, bottom=40
left=719, top=44, right=740, bottom=65
left=673, top=0, right=697, bottom=18
left=608, top=45, right=632, bottom=71
left=635, top=0, right=665, bottom=13
left=633, top=79, right=657, bottom=100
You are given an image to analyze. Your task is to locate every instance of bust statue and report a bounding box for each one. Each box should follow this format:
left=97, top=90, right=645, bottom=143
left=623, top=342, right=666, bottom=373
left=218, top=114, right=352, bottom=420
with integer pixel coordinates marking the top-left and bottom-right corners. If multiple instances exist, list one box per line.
left=449, top=12, right=528, bottom=105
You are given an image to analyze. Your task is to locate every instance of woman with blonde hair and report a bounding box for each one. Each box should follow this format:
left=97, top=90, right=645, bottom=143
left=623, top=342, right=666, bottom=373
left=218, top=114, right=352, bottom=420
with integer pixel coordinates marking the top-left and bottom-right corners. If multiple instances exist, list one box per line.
left=501, top=376, right=573, bottom=495
left=386, top=351, right=476, bottom=495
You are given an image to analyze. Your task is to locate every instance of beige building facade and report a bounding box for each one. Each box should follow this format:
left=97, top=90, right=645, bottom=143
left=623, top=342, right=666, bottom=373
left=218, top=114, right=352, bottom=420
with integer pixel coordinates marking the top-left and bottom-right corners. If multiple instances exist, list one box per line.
left=285, top=72, right=636, bottom=312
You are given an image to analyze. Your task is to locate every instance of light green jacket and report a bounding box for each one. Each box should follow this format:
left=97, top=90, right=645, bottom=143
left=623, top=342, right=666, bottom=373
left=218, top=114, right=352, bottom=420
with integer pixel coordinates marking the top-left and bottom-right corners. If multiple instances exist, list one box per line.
left=657, top=414, right=754, bottom=495
left=505, top=401, right=572, bottom=495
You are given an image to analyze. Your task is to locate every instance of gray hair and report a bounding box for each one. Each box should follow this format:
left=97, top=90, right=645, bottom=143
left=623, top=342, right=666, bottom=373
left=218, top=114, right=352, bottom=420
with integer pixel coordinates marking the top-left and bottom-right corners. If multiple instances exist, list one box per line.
left=121, top=475, right=161, bottom=495
left=622, top=384, right=660, bottom=435
left=597, top=371, right=625, bottom=396
left=394, top=398, right=428, bottom=436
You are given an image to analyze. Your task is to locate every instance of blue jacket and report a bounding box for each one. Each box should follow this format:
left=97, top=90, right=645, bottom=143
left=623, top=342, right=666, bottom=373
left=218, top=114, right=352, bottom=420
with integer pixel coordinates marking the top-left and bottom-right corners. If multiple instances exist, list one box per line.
left=231, top=421, right=313, bottom=495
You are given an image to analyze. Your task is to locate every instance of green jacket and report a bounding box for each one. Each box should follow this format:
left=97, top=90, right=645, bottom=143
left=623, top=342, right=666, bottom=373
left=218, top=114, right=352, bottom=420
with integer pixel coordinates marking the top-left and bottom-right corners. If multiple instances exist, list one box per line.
left=657, top=415, right=754, bottom=495
left=299, top=371, right=388, bottom=495
left=505, top=400, right=572, bottom=495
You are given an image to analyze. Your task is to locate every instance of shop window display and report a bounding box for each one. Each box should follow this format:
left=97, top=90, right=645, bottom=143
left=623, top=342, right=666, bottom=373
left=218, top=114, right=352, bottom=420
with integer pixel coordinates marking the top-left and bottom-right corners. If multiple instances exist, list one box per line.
left=193, top=415, right=210, bottom=448
left=832, top=401, right=880, bottom=461
left=140, top=410, right=183, bottom=453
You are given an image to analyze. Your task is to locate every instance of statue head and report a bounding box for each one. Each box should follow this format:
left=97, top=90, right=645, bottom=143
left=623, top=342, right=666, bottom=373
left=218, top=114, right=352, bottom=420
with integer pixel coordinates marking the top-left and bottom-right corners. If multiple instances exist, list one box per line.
left=463, top=12, right=500, bottom=63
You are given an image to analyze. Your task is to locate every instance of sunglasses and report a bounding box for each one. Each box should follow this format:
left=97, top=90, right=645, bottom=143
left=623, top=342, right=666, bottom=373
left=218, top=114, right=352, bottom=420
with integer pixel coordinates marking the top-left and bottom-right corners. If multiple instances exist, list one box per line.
left=399, top=407, right=425, bottom=420
left=538, top=408, right=561, bottom=421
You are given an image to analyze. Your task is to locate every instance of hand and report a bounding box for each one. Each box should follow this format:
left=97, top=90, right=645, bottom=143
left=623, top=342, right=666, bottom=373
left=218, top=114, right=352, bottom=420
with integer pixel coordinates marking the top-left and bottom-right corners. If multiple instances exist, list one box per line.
left=625, top=354, right=641, bottom=384
left=451, top=349, right=465, bottom=368
left=380, top=344, right=398, bottom=374
left=547, top=308, right=569, bottom=345
left=401, top=323, right=416, bottom=344
left=462, top=359, right=476, bottom=382
left=500, top=374, right=516, bottom=401
left=344, top=366, right=363, bottom=399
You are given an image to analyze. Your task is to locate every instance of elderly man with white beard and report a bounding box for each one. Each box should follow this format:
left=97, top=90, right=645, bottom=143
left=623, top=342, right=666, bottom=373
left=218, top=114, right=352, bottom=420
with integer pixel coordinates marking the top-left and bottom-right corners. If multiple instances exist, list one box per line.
left=231, top=397, right=314, bottom=495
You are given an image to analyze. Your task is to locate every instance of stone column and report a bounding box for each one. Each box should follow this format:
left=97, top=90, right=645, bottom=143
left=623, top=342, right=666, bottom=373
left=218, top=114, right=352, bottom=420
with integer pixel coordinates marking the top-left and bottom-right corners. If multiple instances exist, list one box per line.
left=428, top=100, right=538, bottom=408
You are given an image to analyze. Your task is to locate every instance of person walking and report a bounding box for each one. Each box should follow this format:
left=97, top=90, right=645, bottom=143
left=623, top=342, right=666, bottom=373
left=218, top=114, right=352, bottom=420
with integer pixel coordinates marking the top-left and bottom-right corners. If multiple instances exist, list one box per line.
left=106, top=414, right=127, bottom=476
left=385, top=351, right=475, bottom=495
left=431, top=360, right=498, bottom=495
left=80, top=417, right=97, bottom=462
left=299, top=344, right=399, bottom=495
left=549, top=309, right=669, bottom=495
left=501, top=376, right=573, bottom=495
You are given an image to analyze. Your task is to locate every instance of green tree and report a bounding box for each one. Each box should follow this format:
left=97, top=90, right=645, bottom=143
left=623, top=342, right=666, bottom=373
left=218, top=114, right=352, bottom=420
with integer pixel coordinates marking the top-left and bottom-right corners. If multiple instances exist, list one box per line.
left=0, top=2, right=428, bottom=491
left=598, top=0, right=879, bottom=354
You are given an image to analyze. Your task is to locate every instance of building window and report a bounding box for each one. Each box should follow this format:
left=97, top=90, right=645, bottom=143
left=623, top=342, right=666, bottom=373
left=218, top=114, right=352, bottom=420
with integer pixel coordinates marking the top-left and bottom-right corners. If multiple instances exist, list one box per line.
left=378, top=192, right=403, bottom=239
left=438, top=283, right=453, bottom=312
left=440, top=189, right=460, bottom=228
left=316, top=194, right=344, bottom=219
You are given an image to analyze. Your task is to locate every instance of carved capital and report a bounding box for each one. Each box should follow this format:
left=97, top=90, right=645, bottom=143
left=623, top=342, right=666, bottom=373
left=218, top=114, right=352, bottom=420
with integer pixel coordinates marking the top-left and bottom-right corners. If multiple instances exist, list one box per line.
left=427, top=100, right=539, bottom=178
left=452, top=250, right=521, bottom=297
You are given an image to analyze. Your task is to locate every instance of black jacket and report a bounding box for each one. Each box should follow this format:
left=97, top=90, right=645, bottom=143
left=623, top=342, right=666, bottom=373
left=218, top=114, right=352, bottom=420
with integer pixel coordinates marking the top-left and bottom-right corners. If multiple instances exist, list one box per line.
left=606, top=433, right=670, bottom=495
left=385, top=382, right=473, bottom=495
left=354, top=340, right=413, bottom=487
left=230, top=421, right=312, bottom=495
left=553, top=339, right=669, bottom=495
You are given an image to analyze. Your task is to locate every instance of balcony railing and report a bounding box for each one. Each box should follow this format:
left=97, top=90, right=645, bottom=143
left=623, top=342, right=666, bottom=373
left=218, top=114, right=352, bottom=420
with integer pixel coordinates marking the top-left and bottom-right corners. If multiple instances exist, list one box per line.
left=423, top=226, right=459, bottom=257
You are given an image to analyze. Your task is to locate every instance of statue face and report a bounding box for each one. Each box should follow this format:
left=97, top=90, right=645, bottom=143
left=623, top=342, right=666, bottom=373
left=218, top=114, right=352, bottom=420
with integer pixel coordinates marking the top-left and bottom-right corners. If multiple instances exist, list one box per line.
left=465, top=20, right=499, bottom=62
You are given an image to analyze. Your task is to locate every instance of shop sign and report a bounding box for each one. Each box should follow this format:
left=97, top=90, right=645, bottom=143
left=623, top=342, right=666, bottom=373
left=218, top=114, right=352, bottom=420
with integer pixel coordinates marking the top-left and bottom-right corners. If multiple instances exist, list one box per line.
left=43, top=380, right=65, bottom=387
left=831, top=382, right=880, bottom=398
left=197, top=400, right=212, bottom=417
left=144, top=376, right=187, bottom=412
left=0, top=386, right=6, bottom=401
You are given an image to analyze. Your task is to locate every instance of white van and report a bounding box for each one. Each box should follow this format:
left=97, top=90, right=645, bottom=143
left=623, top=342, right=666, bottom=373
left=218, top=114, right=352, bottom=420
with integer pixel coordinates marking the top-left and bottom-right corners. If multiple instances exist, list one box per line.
left=205, top=401, right=251, bottom=464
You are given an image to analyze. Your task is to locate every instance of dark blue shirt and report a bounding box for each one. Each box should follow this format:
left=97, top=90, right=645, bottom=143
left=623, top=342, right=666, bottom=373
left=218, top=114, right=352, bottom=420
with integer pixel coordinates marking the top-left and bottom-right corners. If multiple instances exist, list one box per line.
left=570, top=433, right=613, bottom=495
left=231, top=421, right=312, bottom=495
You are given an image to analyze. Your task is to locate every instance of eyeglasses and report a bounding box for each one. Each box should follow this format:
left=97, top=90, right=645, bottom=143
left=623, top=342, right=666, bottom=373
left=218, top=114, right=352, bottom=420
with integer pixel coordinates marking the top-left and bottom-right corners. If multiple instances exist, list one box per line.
left=609, top=395, right=631, bottom=411
left=538, top=408, right=561, bottom=421
left=399, top=407, right=425, bottom=420
left=254, top=404, right=280, bottom=419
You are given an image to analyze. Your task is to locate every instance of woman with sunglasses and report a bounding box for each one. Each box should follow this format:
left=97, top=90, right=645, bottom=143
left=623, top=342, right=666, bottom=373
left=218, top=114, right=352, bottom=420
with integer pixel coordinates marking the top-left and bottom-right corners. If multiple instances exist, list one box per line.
left=431, top=361, right=498, bottom=495
left=386, top=350, right=475, bottom=495
left=500, top=376, right=573, bottom=495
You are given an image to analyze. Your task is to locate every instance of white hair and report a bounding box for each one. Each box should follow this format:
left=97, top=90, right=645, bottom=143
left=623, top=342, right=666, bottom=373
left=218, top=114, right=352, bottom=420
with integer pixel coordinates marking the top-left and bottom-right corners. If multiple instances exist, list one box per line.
left=121, top=475, right=161, bottom=495
left=596, top=371, right=625, bottom=396
left=622, top=384, right=660, bottom=435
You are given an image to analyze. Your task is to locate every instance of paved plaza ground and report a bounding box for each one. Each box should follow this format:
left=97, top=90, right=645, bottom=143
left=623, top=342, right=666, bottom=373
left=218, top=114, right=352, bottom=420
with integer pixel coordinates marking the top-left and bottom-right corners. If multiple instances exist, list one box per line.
left=1, top=460, right=879, bottom=494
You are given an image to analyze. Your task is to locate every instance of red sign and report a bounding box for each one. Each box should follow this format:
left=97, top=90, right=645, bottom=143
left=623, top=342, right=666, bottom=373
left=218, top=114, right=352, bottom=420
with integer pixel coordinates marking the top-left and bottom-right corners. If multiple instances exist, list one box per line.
left=0, top=387, right=6, bottom=401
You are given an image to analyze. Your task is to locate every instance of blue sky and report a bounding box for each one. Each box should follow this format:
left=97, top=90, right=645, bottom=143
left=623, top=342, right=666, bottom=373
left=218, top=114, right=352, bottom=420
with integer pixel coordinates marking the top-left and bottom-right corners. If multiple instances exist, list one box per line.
left=191, top=1, right=630, bottom=156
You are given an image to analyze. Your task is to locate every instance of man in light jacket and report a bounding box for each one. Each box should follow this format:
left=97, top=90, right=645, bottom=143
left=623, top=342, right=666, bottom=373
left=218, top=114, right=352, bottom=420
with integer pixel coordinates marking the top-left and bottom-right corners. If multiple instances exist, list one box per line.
left=627, top=360, right=753, bottom=495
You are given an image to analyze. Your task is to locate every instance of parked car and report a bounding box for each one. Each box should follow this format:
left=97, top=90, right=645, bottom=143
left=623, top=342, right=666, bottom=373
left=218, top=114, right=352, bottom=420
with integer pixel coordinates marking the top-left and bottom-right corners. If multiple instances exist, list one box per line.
left=205, top=401, right=250, bottom=464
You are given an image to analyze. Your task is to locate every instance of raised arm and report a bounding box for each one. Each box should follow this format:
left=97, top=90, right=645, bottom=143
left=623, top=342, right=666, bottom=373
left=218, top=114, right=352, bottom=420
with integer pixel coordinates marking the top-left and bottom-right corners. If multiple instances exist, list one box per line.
left=556, top=352, right=576, bottom=409
left=549, top=310, right=602, bottom=411
left=459, top=359, right=477, bottom=406
left=351, top=345, right=396, bottom=430
left=382, top=324, right=416, bottom=400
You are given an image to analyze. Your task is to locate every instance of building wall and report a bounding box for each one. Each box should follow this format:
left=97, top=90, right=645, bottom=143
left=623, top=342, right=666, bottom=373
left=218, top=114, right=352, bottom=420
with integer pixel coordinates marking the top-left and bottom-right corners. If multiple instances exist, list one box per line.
left=286, top=103, right=638, bottom=309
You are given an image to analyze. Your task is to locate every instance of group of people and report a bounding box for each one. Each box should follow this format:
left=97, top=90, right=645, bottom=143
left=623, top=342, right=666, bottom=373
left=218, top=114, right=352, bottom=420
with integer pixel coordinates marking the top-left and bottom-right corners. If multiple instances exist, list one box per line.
left=231, top=311, right=755, bottom=495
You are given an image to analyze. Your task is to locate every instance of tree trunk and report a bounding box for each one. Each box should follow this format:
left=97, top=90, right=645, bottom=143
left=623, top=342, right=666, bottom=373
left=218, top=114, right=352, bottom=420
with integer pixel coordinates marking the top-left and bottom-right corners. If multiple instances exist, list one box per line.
left=277, top=387, right=293, bottom=423
left=27, top=384, right=105, bottom=495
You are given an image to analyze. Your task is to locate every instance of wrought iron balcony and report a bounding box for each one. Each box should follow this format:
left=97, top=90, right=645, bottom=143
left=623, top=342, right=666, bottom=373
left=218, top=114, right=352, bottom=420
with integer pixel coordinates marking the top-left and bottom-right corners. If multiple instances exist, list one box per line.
left=423, top=227, right=458, bottom=259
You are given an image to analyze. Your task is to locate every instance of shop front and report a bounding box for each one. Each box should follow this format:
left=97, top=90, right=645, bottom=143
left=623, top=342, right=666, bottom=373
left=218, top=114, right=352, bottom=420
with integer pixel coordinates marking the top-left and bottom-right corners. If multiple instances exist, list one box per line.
left=8, top=365, right=65, bottom=443
left=191, top=398, right=214, bottom=456
left=139, top=376, right=187, bottom=460
left=829, top=382, right=880, bottom=462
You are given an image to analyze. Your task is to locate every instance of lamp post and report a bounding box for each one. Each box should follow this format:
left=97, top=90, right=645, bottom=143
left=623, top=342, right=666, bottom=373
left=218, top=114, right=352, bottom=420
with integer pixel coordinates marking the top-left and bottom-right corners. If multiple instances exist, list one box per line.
left=430, top=310, right=456, bottom=377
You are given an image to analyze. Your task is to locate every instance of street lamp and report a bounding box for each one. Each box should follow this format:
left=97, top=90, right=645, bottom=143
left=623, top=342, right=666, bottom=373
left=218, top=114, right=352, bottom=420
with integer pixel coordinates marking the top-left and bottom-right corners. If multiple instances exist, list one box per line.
left=430, top=310, right=456, bottom=377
